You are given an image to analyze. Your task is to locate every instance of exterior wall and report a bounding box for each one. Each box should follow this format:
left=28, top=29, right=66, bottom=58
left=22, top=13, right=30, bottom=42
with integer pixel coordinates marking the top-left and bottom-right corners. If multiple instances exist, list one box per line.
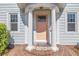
left=59, top=3, right=79, bottom=45
left=0, top=12, right=7, bottom=24
left=0, top=3, right=79, bottom=45
left=0, top=4, right=25, bottom=44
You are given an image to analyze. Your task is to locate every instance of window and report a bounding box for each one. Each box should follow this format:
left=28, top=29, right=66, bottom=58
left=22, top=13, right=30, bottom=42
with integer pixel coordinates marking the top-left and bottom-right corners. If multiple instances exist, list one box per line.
left=67, top=12, right=76, bottom=32
left=10, top=13, right=18, bottom=31
left=37, top=16, right=46, bottom=22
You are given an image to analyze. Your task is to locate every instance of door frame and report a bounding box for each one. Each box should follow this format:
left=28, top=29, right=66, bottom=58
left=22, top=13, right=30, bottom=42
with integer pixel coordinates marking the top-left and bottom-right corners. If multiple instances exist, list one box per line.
left=33, top=9, right=51, bottom=45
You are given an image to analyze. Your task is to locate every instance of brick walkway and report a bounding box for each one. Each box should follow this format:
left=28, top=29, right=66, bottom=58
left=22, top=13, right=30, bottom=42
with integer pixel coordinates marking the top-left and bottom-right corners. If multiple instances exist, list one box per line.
left=4, top=45, right=79, bottom=56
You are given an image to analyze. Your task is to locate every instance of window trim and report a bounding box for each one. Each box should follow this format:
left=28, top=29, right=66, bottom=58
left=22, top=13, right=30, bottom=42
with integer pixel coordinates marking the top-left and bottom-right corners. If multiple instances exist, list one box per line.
left=66, top=12, right=77, bottom=33
left=9, top=12, right=20, bottom=32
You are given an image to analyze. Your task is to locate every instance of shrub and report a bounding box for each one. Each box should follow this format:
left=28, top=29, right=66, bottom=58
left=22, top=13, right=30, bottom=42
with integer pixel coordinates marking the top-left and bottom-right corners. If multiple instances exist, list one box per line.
left=0, top=23, right=8, bottom=55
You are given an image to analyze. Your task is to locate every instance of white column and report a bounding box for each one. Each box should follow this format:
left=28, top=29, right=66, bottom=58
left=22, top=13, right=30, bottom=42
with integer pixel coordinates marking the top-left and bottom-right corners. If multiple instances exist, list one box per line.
left=25, top=26, right=28, bottom=43
left=57, top=19, right=60, bottom=44
left=51, top=8, right=59, bottom=52
left=26, top=9, right=33, bottom=51
left=25, top=13, right=28, bottom=44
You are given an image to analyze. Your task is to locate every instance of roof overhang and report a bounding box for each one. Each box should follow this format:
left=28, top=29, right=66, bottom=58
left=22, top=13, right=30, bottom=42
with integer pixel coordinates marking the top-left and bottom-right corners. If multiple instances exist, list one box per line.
left=17, top=3, right=66, bottom=12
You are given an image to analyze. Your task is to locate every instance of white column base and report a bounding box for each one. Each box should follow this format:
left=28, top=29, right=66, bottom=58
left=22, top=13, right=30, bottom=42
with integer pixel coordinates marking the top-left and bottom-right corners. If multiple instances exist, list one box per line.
left=25, top=46, right=34, bottom=51
left=51, top=46, right=59, bottom=52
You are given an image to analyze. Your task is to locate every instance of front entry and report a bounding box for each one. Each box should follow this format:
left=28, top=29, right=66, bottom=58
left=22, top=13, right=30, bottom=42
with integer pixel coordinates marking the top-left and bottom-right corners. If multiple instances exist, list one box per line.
left=25, top=4, right=59, bottom=51
left=33, top=10, right=51, bottom=46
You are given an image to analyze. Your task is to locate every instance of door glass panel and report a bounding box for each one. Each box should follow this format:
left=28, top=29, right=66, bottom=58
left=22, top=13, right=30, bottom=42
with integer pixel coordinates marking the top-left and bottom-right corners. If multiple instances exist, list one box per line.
left=38, top=16, right=46, bottom=22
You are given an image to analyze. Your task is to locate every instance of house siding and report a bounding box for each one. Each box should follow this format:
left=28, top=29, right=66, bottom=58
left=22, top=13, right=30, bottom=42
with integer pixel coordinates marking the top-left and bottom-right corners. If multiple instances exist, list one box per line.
left=59, top=3, right=79, bottom=45
left=0, top=12, right=7, bottom=24
left=0, top=4, right=25, bottom=44
left=0, top=3, right=79, bottom=45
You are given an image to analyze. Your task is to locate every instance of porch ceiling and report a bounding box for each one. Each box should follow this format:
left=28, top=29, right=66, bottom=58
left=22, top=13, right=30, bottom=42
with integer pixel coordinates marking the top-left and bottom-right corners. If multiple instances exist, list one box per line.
left=17, top=3, right=66, bottom=11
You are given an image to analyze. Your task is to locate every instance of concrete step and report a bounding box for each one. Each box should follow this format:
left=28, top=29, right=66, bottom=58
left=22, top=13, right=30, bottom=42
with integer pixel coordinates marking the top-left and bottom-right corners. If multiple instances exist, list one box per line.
left=33, top=46, right=52, bottom=50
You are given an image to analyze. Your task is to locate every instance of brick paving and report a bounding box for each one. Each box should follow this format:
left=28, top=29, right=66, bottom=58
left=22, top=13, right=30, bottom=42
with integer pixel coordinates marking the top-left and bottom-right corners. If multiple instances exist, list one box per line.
left=3, top=45, right=79, bottom=56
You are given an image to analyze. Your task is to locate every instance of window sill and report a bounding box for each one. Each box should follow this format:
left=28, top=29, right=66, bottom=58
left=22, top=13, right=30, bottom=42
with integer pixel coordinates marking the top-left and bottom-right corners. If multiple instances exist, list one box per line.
left=66, top=31, right=78, bottom=33
left=10, top=31, right=20, bottom=33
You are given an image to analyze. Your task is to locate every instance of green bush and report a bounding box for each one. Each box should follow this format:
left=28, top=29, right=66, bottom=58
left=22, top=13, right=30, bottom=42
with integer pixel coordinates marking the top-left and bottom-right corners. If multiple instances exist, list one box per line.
left=0, top=23, right=8, bottom=55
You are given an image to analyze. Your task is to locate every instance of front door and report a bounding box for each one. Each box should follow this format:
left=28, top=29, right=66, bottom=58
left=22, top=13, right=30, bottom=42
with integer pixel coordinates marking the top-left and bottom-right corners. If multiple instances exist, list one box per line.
left=33, top=10, right=51, bottom=46
left=36, top=15, right=48, bottom=42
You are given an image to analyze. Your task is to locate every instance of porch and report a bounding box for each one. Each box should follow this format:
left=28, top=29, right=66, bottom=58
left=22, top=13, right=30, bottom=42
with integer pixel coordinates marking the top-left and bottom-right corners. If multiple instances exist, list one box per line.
left=4, top=45, right=79, bottom=56
left=17, top=3, right=66, bottom=52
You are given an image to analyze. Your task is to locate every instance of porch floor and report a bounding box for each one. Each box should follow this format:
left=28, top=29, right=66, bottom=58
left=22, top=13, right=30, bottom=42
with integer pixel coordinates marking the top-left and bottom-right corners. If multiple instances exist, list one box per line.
left=4, top=45, right=79, bottom=56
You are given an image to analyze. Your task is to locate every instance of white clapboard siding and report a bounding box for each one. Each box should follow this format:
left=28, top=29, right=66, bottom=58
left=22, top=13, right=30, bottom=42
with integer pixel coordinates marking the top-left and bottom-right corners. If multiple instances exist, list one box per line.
left=0, top=4, right=25, bottom=44
left=0, top=12, right=7, bottom=25
left=59, top=3, right=79, bottom=45
left=1, top=3, right=79, bottom=45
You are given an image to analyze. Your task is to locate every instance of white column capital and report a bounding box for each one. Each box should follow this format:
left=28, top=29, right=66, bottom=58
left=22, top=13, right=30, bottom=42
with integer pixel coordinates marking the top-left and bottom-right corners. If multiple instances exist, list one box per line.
left=25, top=7, right=33, bottom=14
left=29, top=7, right=33, bottom=12
left=50, top=6, right=59, bottom=13
left=50, top=6, right=56, bottom=10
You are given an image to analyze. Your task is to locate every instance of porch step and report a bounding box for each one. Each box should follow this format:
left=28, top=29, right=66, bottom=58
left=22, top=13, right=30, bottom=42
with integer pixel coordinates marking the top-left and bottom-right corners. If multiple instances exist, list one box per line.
left=33, top=46, right=52, bottom=50
left=34, top=42, right=51, bottom=47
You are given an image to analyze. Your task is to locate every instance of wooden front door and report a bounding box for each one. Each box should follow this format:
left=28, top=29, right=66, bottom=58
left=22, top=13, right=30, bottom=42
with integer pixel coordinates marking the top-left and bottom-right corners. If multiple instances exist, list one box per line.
left=36, top=14, right=48, bottom=41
